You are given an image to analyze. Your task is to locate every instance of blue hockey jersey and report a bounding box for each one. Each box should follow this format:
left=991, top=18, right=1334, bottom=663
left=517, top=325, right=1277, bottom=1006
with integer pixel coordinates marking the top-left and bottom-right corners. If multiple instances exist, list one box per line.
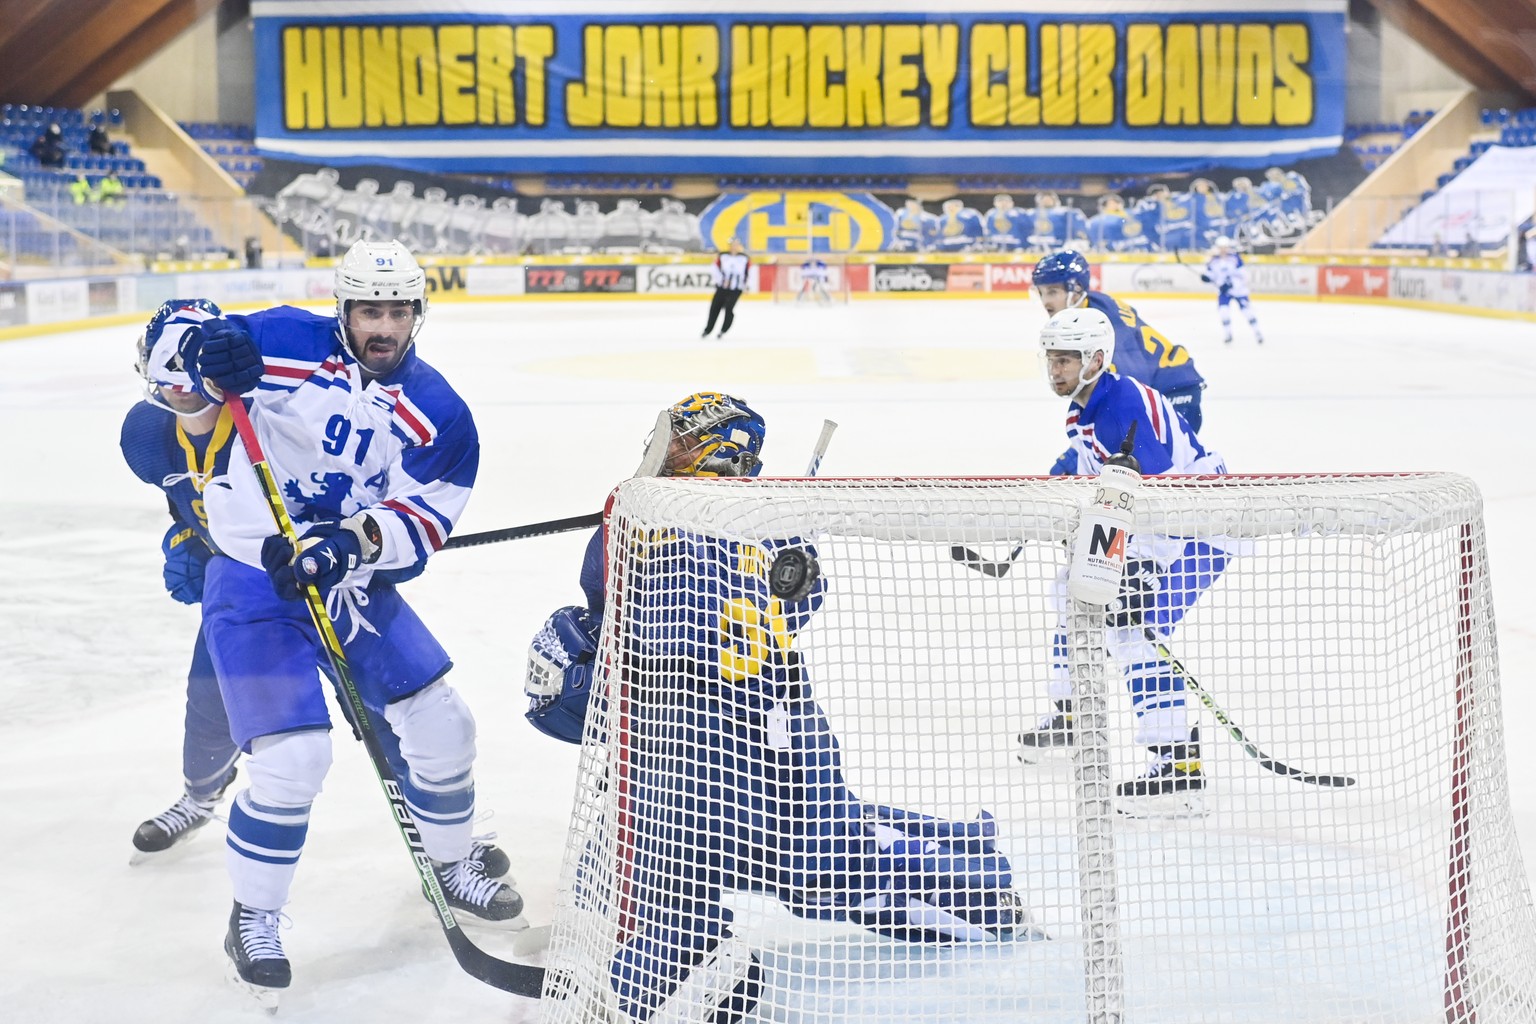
left=119, top=400, right=237, bottom=554
left=1083, top=289, right=1204, bottom=395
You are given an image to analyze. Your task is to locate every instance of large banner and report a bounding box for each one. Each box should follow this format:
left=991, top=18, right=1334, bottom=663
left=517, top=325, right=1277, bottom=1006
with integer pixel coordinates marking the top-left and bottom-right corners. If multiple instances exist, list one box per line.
left=250, top=1, right=1347, bottom=175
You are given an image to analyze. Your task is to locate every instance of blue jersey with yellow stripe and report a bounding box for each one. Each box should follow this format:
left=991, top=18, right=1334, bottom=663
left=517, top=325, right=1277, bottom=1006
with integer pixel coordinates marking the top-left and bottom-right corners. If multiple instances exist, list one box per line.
left=119, top=400, right=237, bottom=553
left=1084, top=289, right=1205, bottom=394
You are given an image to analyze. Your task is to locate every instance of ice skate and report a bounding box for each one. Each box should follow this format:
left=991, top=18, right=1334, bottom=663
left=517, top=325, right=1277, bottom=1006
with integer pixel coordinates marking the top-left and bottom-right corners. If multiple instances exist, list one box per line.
left=469, top=836, right=513, bottom=882
left=1016, top=701, right=1075, bottom=761
left=131, top=765, right=237, bottom=862
left=224, top=901, right=289, bottom=1011
left=1115, top=728, right=1208, bottom=818
left=431, top=854, right=528, bottom=928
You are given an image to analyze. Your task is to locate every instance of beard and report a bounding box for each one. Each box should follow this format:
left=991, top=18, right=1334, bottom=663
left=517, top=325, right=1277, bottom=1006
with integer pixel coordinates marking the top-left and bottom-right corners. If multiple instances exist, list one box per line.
left=355, top=333, right=405, bottom=375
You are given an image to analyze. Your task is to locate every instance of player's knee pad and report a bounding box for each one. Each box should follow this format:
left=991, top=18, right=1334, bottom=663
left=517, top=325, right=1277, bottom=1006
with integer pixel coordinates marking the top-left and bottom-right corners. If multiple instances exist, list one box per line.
left=245, top=729, right=332, bottom=808
left=384, top=679, right=477, bottom=783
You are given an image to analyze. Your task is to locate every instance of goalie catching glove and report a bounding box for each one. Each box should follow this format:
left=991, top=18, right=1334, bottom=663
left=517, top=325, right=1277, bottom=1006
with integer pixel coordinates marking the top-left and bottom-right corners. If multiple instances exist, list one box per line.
left=525, top=606, right=600, bottom=744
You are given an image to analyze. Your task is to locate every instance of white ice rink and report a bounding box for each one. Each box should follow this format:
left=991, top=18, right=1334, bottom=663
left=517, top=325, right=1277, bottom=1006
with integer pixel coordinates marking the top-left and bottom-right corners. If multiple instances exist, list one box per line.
left=2, top=294, right=1533, bottom=1023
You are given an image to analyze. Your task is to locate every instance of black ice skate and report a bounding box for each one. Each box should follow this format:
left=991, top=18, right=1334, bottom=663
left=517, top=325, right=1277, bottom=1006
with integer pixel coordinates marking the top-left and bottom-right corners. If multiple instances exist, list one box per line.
left=468, top=837, right=512, bottom=881
left=224, top=901, right=290, bottom=1009
left=1017, top=701, right=1075, bottom=758
left=431, top=854, right=526, bottom=925
left=132, top=765, right=237, bottom=857
left=1116, top=728, right=1207, bottom=818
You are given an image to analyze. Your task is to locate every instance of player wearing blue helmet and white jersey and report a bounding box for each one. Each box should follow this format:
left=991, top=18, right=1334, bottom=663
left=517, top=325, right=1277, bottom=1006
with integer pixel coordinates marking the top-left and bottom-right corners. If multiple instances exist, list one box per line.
left=1032, top=249, right=1208, bottom=435
left=120, top=299, right=241, bottom=859
left=176, top=239, right=520, bottom=1001
left=1201, top=236, right=1264, bottom=344
left=525, top=393, right=1032, bottom=1023
left=1021, top=308, right=1231, bottom=818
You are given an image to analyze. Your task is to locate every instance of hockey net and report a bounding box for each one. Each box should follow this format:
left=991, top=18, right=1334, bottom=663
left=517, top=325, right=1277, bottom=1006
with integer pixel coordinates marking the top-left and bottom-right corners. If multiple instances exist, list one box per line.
left=771, top=255, right=852, bottom=305
left=539, top=473, right=1535, bottom=1024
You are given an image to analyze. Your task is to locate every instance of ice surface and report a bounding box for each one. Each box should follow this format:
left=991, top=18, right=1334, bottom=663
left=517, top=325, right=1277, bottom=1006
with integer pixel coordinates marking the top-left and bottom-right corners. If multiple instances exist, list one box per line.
left=2, top=296, right=1532, bottom=1022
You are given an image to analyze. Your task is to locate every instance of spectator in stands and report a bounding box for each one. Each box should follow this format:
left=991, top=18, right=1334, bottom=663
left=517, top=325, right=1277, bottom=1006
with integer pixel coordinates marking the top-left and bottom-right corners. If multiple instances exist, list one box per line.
left=97, top=170, right=125, bottom=206
left=89, top=120, right=113, bottom=157
left=69, top=175, right=93, bottom=205
left=30, top=123, right=66, bottom=168
left=1429, top=234, right=1449, bottom=258
left=1458, top=233, right=1480, bottom=258
left=1521, top=222, right=1536, bottom=272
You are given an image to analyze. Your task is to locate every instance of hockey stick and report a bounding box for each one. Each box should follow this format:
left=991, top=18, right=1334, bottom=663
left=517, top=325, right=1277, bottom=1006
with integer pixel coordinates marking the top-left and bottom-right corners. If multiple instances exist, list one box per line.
left=1146, top=629, right=1356, bottom=788
left=805, top=419, right=837, bottom=476
left=225, top=398, right=547, bottom=998
left=443, top=417, right=838, bottom=553
left=443, top=511, right=603, bottom=551
left=950, top=543, right=1025, bottom=578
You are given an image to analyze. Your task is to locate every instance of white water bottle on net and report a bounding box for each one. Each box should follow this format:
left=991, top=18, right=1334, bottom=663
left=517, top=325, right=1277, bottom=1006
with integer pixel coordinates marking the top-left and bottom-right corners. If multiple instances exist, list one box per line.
left=538, top=473, right=1536, bottom=1024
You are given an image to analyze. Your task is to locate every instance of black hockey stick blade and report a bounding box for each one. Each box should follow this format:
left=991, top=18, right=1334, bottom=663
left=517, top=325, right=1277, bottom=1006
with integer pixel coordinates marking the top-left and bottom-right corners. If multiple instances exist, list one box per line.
left=444, top=511, right=603, bottom=550
left=1148, top=630, right=1357, bottom=788
left=447, top=927, right=547, bottom=997
left=951, top=544, right=1025, bottom=578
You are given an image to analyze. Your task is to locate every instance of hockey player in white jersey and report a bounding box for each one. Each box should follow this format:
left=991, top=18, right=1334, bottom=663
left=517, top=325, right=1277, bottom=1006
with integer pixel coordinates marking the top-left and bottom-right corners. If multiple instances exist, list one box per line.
left=178, top=239, right=520, bottom=1002
left=1021, top=307, right=1231, bottom=817
left=1201, top=235, right=1264, bottom=344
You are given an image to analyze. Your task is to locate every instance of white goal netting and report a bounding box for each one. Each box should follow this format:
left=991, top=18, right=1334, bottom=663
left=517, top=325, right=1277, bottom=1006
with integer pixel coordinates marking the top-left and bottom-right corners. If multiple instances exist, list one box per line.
left=539, top=474, right=1536, bottom=1024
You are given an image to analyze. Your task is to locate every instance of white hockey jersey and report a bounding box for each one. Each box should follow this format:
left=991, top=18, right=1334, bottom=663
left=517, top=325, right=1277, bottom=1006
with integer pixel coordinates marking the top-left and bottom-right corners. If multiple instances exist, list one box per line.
left=203, top=307, right=478, bottom=581
left=1203, top=252, right=1251, bottom=298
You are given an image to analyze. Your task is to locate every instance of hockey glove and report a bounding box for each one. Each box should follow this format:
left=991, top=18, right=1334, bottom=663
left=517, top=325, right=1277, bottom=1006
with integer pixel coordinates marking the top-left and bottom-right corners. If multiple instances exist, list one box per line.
left=1218, top=282, right=1232, bottom=296
left=184, top=319, right=263, bottom=399
left=1107, top=558, right=1161, bottom=628
left=1199, top=273, right=1212, bottom=283
left=161, top=523, right=212, bottom=604
left=526, top=606, right=600, bottom=744
left=259, top=520, right=368, bottom=600
left=1048, top=448, right=1078, bottom=476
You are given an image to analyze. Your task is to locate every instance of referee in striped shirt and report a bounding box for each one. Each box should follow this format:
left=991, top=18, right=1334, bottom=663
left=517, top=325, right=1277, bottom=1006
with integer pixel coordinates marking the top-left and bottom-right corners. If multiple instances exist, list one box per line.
left=702, top=239, right=751, bottom=339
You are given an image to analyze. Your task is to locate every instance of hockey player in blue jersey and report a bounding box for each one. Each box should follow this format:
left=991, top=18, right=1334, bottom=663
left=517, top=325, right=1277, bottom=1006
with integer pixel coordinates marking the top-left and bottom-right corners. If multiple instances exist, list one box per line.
left=1202, top=236, right=1264, bottom=344
left=178, top=239, right=520, bottom=1001
left=1019, top=308, right=1230, bottom=817
left=1032, top=249, right=1208, bottom=433
left=526, top=392, right=1030, bottom=1023
left=121, top=299, right=240, bottom=858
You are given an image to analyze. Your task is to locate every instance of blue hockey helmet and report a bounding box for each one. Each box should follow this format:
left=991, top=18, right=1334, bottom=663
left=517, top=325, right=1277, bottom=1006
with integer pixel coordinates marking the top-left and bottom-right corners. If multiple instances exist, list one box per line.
left=1031, top=249, right=1091, bottom=297
left=135, top=298, right=223, bottom=414
left=666, top=391, right=766, bottom=477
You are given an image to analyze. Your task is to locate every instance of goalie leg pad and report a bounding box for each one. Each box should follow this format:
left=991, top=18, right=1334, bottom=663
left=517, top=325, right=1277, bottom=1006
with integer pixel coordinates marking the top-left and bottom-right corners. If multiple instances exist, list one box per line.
left=839, top=818, right=1021, bottom=943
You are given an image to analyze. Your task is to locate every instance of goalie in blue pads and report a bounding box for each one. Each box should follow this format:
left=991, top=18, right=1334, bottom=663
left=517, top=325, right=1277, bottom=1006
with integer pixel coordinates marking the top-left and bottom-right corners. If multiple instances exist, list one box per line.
left=526, top=393, right=1031, bottom=1024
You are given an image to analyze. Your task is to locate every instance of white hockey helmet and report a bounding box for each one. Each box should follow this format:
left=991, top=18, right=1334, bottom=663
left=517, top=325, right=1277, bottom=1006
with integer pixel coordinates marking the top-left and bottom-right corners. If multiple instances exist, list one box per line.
left=334, top=238, right=428, bottom=355
left=1039, top=307, right=1115, bottom=400
left=1214, top=235, right=1235, bottom=251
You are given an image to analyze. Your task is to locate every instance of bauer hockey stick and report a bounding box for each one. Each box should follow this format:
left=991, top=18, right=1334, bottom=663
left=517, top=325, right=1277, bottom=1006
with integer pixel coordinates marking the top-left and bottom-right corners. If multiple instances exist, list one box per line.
left=225, top=398, right=548, bottom=998
left=1146, top=629, right=1356, bottom=787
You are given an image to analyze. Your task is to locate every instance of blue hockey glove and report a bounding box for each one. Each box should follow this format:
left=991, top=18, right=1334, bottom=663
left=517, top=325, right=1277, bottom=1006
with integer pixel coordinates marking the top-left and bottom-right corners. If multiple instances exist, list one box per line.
left=526, top=606, right=600, bottom=744
left=1107, top=558, right=1161, bottom=628
left=259, top=521, right=363, bottom=601
left=1199, top=273, right=1212, bottom=283
left=183, top=319, right=262, bottom=398
left=161, top=523, right=211, bottom=604
left=1218, top=282, right=1232, bottom=295
left=1048, top=449, right=1078, bottom=476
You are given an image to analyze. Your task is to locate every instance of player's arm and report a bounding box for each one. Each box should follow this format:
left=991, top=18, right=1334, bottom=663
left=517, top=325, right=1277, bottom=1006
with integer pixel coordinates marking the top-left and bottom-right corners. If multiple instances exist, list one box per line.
left=1102, top=396, right=1174, bottom=476
left=361, top=400, right=480, bottom=571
